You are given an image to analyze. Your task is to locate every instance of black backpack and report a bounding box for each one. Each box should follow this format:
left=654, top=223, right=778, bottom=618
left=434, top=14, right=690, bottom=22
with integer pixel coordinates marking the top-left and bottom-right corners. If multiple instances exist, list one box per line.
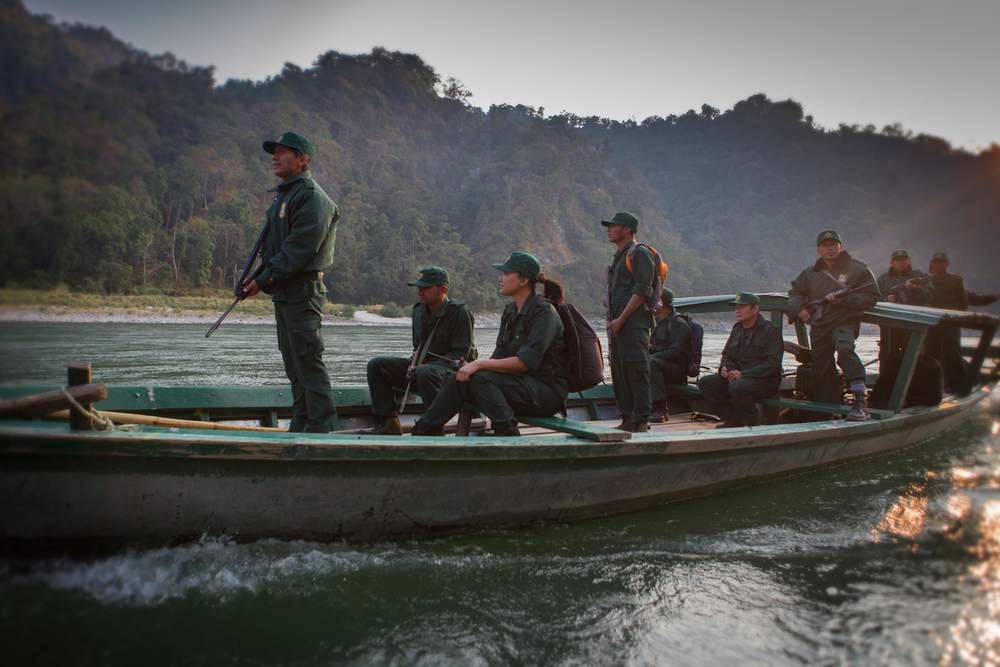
left=675, top=312, right=704, bottom=378
left=553, top=302, right=604, bottom=393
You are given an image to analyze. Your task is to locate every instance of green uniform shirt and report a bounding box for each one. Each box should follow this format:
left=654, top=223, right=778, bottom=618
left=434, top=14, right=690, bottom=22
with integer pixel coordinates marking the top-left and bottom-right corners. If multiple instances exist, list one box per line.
left=929, top=273, right=969, bottom=311
left=787, top=251, right=880, bottom=334
left=650, top=313, right=692, bottom=367
left=258, top=172, right=338, bottom=299
left=877, top=268, right=932, bottom=305
left=493, top=293, right=566, bottom=390
left=720, top=317, right=784, bottom=380
left=607, top=241, right=655, bottom=329
left=411, top=298, right=477, bottom=364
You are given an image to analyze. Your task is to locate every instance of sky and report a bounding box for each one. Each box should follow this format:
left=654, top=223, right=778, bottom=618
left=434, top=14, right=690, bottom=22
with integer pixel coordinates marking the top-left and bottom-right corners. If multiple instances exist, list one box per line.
left=24, top=0, right=1000, bottom=151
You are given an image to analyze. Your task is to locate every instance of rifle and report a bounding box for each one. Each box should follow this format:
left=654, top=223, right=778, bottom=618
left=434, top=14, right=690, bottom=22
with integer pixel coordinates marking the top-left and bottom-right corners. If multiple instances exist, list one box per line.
left=885, top=274, right=932, bottom=302
left=205, top=225, right=268, bottom=338
left=799, top=282, right=876, bottom=323
left=398, top=320, right=443, bottom=412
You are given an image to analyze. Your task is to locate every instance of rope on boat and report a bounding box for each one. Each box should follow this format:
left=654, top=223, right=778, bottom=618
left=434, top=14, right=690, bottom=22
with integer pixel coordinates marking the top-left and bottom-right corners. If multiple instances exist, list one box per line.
left=61, top=388, right=114, bottom=431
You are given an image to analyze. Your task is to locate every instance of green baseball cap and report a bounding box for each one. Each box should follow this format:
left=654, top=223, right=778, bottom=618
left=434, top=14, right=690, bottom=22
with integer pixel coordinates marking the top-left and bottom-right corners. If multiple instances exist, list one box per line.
left=930, top=252, right=949, bottom=262
left=407, top=266, right=449, bottom=287
left=660, top=287, right=675, bottom=306
left=262, top=131, right=314, bottom=160
left=730, top=291, right=760, bottom=306
left=816, top=230, right=843, bottom=245
left=492, top=251, right=541, bottom=280
left=891, top=249, right=910, bottom=260
left=600, top=211, right=639, bottom=231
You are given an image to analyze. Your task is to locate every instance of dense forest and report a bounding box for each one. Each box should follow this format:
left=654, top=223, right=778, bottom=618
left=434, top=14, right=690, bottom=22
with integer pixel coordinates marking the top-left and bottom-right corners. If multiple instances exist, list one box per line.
left=1, top=1, right=997, bottom=313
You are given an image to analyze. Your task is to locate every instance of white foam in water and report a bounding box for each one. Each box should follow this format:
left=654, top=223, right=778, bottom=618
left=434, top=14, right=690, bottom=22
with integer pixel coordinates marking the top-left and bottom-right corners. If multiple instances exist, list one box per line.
left=13, top=536, right=387, bottom=606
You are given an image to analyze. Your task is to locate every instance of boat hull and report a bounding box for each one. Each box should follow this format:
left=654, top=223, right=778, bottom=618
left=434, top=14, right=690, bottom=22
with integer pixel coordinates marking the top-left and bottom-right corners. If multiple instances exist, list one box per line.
left=0, top=386, right=993, bottom=555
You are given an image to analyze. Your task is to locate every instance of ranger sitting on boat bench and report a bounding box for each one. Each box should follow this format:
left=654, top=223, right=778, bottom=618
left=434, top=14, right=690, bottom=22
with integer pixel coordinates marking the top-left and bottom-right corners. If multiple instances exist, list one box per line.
left=697, top=292, right=783, bottom=428
left=649, top=287, right=691, bottom=422
left=411, top=252, right=567, bottom=437
left=365, top=266, right=476, bottom=435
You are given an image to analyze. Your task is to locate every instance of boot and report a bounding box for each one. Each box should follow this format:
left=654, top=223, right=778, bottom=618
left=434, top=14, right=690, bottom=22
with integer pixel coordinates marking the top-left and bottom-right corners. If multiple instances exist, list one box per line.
left=846, top=391, right=870, bottom=422
left=365, top=416, right=402, bottom=435
left=630, top=421, right=650, bottom=433
left=650, top=400, right=669, bottom=423
left=410, top=419, right=444, bottom=436
left=614, top=417, right=632, bottom=431
left=486, top=420, right=521, bottom=437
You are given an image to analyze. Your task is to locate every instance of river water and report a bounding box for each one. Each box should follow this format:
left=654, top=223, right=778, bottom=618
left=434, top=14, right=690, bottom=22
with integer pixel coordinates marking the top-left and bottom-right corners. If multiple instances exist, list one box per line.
left=1, top=321, right=998, bottom=665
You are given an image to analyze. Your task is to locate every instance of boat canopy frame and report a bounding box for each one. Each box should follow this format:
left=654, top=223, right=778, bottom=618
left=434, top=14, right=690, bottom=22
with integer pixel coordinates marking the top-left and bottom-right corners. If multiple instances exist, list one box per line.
left=673, top=293, right=1000, bottom=413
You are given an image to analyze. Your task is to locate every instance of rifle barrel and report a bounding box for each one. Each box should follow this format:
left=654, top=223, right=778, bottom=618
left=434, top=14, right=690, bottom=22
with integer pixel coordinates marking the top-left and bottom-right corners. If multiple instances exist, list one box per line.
left=205, top=297, right=240, bottom=338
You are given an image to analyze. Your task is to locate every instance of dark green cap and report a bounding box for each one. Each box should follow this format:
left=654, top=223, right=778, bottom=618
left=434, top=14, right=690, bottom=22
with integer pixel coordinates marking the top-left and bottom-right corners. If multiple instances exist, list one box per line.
left=891, top=249, right=910, bottom=260
left=407, top=266, right=449, bottom=287
left=930, top=252, right=949, bottom=262
left=263, top=132, right=314, bottom=160
left=492, top=251, right=541, bottom=280
left=600, top=211, right=639, bottom=231
left=660, top=287, right=674, bottom=306
left=730, top=291, right=760, bottom=306
left=816, top=230, right=842, bottom=245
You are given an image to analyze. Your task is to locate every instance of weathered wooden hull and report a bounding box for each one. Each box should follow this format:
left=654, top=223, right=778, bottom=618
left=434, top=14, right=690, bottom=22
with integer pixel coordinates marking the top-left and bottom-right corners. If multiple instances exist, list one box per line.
left=0, top=386, right=992, bottom=555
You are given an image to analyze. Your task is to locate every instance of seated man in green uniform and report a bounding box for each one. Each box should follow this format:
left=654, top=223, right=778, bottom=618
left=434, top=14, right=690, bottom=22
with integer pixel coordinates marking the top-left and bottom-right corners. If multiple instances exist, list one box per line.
left=788, top=230, right=880, bottom=421
left=697, top=292, right=784, bottom=428
left=365, top=266, right=477, bottom=435
left=648, top=287, right=692, bottom=422
left=877, top=249, right=933, bottom=361
left=411, top=252, right=567, bottom=437
left=241, top=131, right=339, bottom=432
left=603, top=211, right=656, bottom=433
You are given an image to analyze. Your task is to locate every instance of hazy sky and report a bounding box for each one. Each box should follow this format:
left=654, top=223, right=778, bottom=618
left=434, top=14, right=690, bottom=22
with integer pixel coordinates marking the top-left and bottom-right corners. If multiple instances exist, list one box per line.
left=25, top=0, right=1000, bottom=151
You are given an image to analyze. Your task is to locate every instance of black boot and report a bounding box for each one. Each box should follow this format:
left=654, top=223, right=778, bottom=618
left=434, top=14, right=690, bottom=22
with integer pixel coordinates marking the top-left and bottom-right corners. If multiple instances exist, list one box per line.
left=486, top=420, right=521, bottom=437
left=650, top=400, right=669, bottom=423
left=614, top=417, right=632, bottom=431
left=365, top=416, right=402, bottom=435
left=846, top=391, right=870, bottom=421
left=630, top=421, right=650, bottom=433
left=410, top=419, right=444, bottom=436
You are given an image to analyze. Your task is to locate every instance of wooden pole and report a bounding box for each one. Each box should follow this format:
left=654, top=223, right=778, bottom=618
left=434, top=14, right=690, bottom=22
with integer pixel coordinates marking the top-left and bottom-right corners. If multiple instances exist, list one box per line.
left=0, top=384, right=106, bottom=419
left=67, top=361, right=93, bottom=430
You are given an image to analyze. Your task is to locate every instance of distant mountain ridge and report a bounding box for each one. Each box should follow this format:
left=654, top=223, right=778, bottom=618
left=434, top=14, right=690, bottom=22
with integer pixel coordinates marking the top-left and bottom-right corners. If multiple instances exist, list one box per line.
left=1, top=0, right=997, bottom=313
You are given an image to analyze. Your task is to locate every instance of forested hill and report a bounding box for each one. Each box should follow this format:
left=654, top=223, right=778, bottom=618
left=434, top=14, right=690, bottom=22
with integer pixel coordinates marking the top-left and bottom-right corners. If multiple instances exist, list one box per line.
left=2, top=1, right=998, bottom=313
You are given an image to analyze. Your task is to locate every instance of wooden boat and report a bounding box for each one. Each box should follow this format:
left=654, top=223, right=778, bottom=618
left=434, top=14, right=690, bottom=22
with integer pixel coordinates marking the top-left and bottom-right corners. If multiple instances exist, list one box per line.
left=1, top=295, right=997, bottom=555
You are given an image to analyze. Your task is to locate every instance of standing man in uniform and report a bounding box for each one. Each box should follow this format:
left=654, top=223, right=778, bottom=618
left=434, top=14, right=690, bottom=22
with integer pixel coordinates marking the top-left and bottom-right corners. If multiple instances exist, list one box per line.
left=648, top=287, right=691, bottom=422
left=697, top=292, right=783, bottom=428
left=926, top=252, right=999, bottom=393
left=603, top=212, right=656, bottom=433
left=876, top=249, right=933, bottom=361
left=788, top=231, right=880, bottom=421
left=365, top=266, right=477, bottom=435
left=241, top=132, right=339, bottom=432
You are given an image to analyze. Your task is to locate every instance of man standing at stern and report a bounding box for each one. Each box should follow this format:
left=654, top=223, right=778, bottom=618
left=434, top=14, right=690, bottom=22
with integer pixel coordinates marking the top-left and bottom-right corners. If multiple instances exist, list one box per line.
left=788, top=231, right=880, bottom=421
left=241, top=132, right=339, bottom=432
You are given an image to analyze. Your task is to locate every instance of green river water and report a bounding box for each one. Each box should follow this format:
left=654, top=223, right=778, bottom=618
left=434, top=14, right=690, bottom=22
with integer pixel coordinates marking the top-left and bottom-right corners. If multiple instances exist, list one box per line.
left=0, top=321, right=998, bottom=665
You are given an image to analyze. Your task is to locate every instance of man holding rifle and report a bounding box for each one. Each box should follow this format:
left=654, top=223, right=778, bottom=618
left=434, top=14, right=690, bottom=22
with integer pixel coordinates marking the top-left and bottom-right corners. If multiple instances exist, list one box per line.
left=365, top=267, right=476, bottom=435
left=788, top=230, right=880, bottom=420
left=877, top=249, right=933, bottom=360
left=240, top=132, right=339, bottom=432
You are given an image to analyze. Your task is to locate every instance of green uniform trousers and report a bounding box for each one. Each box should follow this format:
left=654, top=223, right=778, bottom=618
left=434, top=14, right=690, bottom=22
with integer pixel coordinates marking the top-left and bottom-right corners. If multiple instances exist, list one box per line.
left=926, top=325, right=967, bottom=393
left=366, top=357, right=452, bottom=417
left=697, top=373, right=781, bottom=426
left=421, top=370, right=564, bottom=429
left=274, top=293, right=337, bottom=432
left=609, top=327, right=652, bottom=423
left=810, top=323, right=866, bottom=404
left=650, top=358, right=688, bottom=402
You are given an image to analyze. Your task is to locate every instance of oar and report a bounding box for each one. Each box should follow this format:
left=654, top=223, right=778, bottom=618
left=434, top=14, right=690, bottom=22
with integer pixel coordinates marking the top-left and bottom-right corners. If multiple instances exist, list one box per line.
left=46, top=409, right=284, bottom=432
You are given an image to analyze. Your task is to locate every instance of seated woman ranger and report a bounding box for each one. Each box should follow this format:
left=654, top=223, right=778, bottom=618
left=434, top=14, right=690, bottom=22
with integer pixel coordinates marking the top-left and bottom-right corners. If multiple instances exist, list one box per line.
left=411, top=251, right=568, bottom=437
